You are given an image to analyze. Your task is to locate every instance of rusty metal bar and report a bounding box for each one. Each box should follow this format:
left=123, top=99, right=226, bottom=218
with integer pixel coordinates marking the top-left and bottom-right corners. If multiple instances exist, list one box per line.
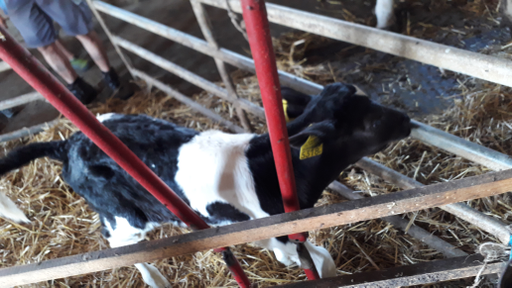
left=0, top=24, right=250, bottom=288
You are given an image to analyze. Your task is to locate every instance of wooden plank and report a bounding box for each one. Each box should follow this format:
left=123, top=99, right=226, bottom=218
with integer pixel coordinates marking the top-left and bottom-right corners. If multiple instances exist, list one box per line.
left=272, top=254, right=504, bottom=288
left=199, top=0, right=512, bottom=88
left=1, top=169, right=512, bottom=287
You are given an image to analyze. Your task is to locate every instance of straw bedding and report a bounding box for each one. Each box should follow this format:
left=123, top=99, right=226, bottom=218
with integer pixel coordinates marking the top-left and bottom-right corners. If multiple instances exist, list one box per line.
left=1, top=0, right=512, bottom=287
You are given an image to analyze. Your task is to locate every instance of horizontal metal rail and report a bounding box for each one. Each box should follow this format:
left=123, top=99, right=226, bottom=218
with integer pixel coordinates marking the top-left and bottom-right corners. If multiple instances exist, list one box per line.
left=1, top=168, right=512, bottom=287
left=132, top=69, right=244, bottom=133
left=199, top=0, right=512, bottom=88
left=92, top=1, right=512, bottom=172
left=273, top=254, right=503, bottom=288
left=0, top=91, right=45, bottom=110
left=92, top=0, right=324, bottom=96
left=0, top=61, right=10, bottom=73
left=112, top=36, right=265, bottom=119
left=411, top=121, right=512, bottom=171
left=0, top=119, right=59, bottom=143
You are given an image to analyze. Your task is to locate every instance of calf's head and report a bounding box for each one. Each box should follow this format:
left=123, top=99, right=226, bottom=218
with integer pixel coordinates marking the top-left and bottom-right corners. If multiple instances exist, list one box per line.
left=285, top=83, right=411, bottom=160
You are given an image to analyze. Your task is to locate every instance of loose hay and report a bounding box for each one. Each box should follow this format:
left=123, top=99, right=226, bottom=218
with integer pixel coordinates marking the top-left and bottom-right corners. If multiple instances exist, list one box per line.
left=2, top=0, right=512, bottom=287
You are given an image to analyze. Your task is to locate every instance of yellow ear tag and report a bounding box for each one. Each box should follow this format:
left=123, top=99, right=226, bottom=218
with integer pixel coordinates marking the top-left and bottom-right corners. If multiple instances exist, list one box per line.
left=282, top=99, right=290, bottom=122
left=299, top=135, right=323, bottom=160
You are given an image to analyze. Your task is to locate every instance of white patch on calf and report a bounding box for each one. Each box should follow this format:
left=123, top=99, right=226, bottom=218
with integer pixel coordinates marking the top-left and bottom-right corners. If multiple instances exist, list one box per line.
left=104, top=216, right=159, bottom=248
left=175, top=131, right=269, bottom=220
left=304, top=241, right=337, bottom=278
left=104, top=217, right=168, bottom=288
left=0, top=193, right=29, bottom=223
left=96, top=113, right=121, bottom=123
left=375, top=0, right=394, bottom=29
left=256, top=238, right=337, bottom=278
left=134, top=263, right=171, bottom=288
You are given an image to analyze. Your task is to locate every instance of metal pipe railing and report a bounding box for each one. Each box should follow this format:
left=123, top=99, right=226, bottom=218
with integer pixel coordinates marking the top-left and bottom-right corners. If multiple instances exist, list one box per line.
left=200, top=0, right=512, bottom=88
left=112, top=36, right=264, bottom=118
left=91, top=1, right=512, bottom=171
left=0, top=26, right=251, bottom=288
left=91, top=0, right=512, bottom=249
left=91, top=0, right=322, bottom=96
left=241, top=0, right=320, bottom=279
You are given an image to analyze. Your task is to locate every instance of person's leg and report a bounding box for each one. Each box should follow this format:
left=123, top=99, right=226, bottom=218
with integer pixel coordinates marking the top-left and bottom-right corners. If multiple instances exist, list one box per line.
left=5, top=0, right=96, bottom=105
left=37, top=42, right=77, bottom=84
left=37, top=42, right=96, bottom=104
left=37, top=0, right=121, bottom=91
left=54, top=39, right=74, bottom=61
left=75, top=30, right=109, bottom=72
left=55, top=39, right=92, bottom=73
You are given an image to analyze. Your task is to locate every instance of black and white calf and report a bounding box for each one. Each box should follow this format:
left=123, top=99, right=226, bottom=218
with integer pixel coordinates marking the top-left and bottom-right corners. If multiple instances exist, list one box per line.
left=0, top=83, right=411, bottom=288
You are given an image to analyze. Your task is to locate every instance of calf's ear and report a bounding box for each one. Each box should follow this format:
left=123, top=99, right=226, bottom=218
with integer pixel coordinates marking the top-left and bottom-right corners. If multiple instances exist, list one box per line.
left=319, top=83, right=357, bottom=98
left=288, top=121, right=336, bottom=149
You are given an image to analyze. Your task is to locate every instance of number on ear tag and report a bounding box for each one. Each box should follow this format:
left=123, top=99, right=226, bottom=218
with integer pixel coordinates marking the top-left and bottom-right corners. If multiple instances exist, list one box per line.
left=299, top=135, right=323, bottom=160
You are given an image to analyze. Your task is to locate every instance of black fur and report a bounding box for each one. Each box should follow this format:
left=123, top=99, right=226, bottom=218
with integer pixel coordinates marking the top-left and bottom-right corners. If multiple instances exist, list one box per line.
left=247, top=84, right=411, bottom=244
left=206, top=202, right=250, bottom=223
left=0, top=141, right=67, bottom=175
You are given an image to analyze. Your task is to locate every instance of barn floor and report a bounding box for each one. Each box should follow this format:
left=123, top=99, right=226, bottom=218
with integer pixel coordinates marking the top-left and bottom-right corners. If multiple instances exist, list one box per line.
left=1, top=0, right=512, bottom=287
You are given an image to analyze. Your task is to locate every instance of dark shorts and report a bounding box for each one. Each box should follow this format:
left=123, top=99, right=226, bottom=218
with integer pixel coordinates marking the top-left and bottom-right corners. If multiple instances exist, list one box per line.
left=5, top=0, right=93, bottom=48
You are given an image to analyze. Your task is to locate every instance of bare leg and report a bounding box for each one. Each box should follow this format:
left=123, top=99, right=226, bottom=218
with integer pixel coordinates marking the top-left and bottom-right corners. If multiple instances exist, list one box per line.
left=54, top=39, right=75, bottom=61
left=75, top=30, right=110, bottom=72
left=256, top=238, right=337, bottom=278
left=104, top=217, right=170, bottom=288
left=37, top=42, right=77, bottom=84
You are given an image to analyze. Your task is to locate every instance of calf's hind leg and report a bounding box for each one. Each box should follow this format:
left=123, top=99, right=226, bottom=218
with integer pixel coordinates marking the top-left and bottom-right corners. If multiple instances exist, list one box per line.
left=256, top=237, right=337, bottom=278
left=103, top=216, right=171, bottom=288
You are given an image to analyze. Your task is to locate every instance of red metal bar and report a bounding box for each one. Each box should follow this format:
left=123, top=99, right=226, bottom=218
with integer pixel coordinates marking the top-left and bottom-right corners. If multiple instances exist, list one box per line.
left=241, top=0, right=320, bottom=280
left=0, top=26, right=250, bottom=288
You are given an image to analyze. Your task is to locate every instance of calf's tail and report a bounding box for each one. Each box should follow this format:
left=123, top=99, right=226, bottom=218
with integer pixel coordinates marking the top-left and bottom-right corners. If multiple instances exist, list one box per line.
left=0, top=141, right=67, bottom=223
